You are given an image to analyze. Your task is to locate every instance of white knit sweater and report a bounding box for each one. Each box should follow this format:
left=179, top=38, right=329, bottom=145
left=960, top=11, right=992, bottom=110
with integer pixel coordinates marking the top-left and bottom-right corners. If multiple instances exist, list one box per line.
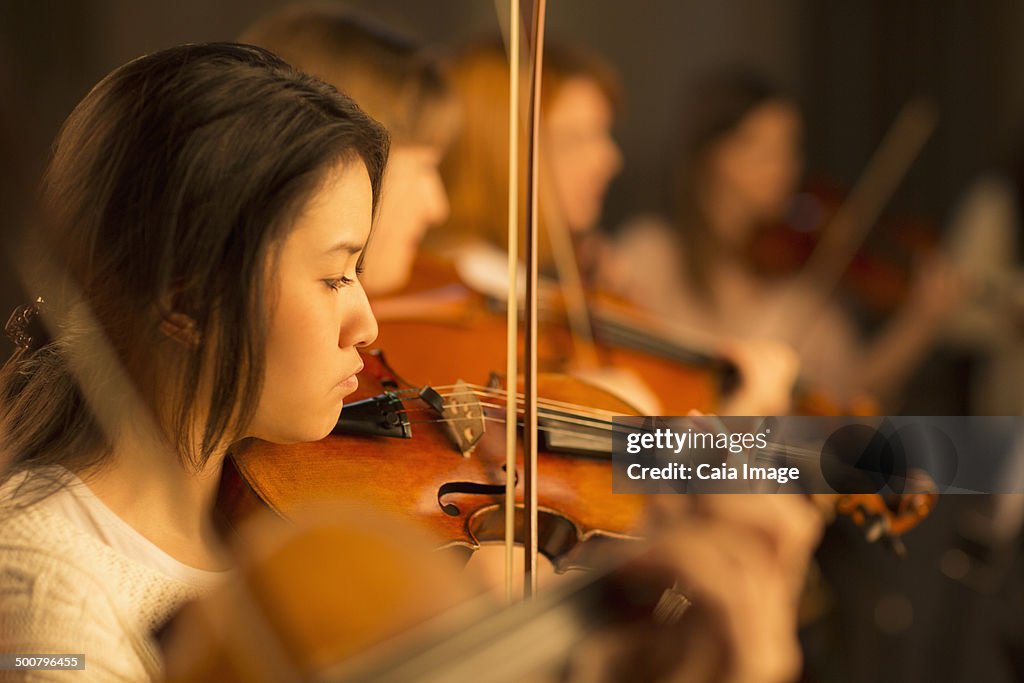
left=0, top=481, right=220, bottom=682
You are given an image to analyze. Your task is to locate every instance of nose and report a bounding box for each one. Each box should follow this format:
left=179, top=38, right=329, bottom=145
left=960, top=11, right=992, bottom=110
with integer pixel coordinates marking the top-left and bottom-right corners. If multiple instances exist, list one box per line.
left=342, top=283, right=379, bottom=349
left=426, top=170, right=450, bottom=227
left=605, top=135, right=624, bottom=178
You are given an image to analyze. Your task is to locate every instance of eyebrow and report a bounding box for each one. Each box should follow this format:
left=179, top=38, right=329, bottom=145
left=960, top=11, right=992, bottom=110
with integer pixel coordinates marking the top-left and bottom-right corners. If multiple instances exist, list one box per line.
left=324, top=240, right=364, bottom=255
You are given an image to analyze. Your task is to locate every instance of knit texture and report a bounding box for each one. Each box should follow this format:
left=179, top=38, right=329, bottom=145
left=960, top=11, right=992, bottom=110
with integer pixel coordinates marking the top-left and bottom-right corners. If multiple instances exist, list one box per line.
left=0, top=500, right=213, bottom=682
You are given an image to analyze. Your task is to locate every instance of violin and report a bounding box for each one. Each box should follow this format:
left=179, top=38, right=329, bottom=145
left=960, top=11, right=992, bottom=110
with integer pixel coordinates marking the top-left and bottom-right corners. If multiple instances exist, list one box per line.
left=166, top=495, right=758, bottom=683
left=220, top=350, right=936, bottom=562
left=750, top=179, right=943, bottom=320
left=364, top=251, right=738, bottom=416
left=220, top=350, right=649, bottom=570
left=195, top=349, right=937, bottom=683
left=370, top=251, right=876, bottom=417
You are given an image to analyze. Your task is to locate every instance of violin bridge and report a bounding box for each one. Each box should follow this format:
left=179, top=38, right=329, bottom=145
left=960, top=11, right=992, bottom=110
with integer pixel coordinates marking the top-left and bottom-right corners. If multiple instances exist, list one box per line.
left=438, top=379, right=485, bottom=457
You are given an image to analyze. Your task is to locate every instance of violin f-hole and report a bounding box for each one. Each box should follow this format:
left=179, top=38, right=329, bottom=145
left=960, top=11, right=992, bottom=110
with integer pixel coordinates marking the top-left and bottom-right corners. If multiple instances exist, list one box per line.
left=438, top=467, right=519, bottom=516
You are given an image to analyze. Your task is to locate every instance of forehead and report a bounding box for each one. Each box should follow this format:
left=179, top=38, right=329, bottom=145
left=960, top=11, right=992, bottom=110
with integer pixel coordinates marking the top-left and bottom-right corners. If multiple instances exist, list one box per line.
left=389, top=143, right=442, bottom=161
left=739, top=100, right=801, bottom=137
left=281, top=159, right=374, bottom=253
left=406, top=95, right=461, bottom=153
left=546, top=78, right=614, bottom=128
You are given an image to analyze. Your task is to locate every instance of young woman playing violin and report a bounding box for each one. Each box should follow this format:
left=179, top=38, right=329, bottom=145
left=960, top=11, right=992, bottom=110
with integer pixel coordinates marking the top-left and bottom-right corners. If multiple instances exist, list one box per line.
left=0, top=42, right=385, bottom=679
left=436, top=40, right=799, bottom=418
left=0, top=33, right=822, bottom=683
left=607, top=69, right=961, bottom=408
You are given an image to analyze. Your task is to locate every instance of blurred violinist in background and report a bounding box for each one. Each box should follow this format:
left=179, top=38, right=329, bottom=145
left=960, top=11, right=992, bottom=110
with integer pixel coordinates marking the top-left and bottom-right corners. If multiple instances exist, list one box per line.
left=438, top=39, right=622, bottom=268
left=943, top=138, right=1024, bottom=416
left=241, top=3, right=459, bottom=300
left=437, top=39, right=799, bottom=416
left=605, top=70, right=964, bottom=410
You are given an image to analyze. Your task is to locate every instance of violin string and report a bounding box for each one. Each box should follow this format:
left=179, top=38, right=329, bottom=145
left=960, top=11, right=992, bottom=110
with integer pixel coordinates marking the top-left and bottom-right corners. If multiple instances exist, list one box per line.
left=397, top=404, right=828, bottom=457
left=400, top=414, right=830, bottom=465
left=460, top=400, right=620, bottom=429
left=454, top=388, right=624, bottom=421
left=454, top=391, right=862, bottom=466
left=371, top=382, right=839, bottom=463
left=380, top=383, right=625, bottom=420
left=479, top=417, right=622, bottom=446
left=379, top=383, right=847, bottom=465
left=399, top=416, right=622, bottom=451
left=393, top=388, right=829, bottom=461
left=399, top=403, right=637, bottom=435
left=384, top=389, right=626, bottom=427
left=394, top=404, right=829, bottom=463
left=398, top=405, right=634, bottom=435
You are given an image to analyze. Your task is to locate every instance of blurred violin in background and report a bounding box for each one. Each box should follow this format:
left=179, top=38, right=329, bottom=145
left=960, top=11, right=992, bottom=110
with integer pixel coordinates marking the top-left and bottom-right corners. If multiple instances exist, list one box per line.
left=750, top=179, right=945, bottom=321
left=365, top=251, right=740, bottom=416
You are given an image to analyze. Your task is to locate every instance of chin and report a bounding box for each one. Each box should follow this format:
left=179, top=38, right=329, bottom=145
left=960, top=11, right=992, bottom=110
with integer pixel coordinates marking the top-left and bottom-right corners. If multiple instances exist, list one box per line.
left=312, top=414, right=341, bottom=442
left=264, top=416, right=339, bottom=445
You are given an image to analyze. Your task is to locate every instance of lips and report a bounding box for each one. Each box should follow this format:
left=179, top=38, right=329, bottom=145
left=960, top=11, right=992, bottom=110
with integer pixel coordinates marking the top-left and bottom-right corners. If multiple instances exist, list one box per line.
left=336, top=374, right=359, bottom=394
left=336, top=361, right=364, bottom=393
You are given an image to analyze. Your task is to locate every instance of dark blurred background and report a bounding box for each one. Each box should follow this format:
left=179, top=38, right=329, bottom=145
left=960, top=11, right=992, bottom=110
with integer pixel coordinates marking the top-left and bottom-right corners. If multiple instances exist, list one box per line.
left=6, top=1, right=1024, bottom=215
left=2, top=0, right=1023, bottom=374
left=1, top=5, right=1022, bottom=680
left=6, top=2, right=1024, bottom=220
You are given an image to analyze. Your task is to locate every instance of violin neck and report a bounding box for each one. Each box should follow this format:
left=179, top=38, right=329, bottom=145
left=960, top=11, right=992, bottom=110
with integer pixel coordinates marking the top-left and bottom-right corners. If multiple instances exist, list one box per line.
left=585, top=305, right=740, bottom=391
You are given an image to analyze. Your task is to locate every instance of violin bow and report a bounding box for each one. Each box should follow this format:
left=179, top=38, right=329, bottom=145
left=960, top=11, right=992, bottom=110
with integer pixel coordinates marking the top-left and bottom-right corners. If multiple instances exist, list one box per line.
left=540, top=149, right=602, bottom=369
left=521, top=0, right=546, bottom=600
left=498, top=0, right=545, bottom=602
left=502, top=0, right=521, bottom=605
left=765, top=98, right=938, bottom=340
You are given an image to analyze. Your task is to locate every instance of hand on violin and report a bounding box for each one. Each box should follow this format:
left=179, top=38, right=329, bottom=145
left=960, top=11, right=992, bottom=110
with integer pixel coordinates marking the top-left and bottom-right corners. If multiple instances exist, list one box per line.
left=566, top=494, right=822, bottom=683
left=719, top=339, right=800, bottom=416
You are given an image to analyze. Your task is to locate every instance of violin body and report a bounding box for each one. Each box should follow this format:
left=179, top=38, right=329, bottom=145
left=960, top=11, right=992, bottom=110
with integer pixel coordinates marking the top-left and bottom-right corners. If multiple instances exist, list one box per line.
left=222, top=352, right=648, bottom=570
left=366, top=253, right=735, bottom=414
left=221, top=348, right=935, bottom=561
left=751, top=181, right=941, bottom=320
left=165, top=502, right=479, bottom=683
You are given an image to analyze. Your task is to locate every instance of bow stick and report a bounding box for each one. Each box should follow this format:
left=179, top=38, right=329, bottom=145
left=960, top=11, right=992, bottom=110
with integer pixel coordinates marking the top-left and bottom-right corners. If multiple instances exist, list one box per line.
left=503, top=0, right=521, bottom=605
left=521, top=0, right=546, bottom=600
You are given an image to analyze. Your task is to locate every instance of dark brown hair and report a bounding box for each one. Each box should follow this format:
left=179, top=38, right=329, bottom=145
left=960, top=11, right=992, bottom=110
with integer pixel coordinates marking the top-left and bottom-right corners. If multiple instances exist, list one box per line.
left=673, top=69, right=792, bottom=295
left=0, top=42, right=389, bottom=480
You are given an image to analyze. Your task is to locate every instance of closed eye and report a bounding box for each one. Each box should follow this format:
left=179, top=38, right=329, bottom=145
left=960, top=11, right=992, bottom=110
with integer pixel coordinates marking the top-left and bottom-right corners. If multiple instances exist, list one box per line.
left=323, top=276, right=355, bottom=292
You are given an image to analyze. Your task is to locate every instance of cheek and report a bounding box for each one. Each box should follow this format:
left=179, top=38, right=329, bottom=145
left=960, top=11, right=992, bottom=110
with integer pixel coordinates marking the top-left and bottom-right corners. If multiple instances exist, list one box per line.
left=718, top=150, right=760, bottom=198
left=550, top=152, right=585, bottom=203
left=257, top=292, right=342, bottom=440
left=381, top=175, right=424, bottom=242
left=268, top=292, right=335, bottom=363
left=582, top=137, right=617, bottom=176
left=750, top=156, right=796, bottom=209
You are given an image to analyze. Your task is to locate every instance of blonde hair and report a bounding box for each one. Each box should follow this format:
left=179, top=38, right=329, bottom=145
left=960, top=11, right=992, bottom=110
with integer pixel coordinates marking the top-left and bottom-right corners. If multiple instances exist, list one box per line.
left=439, top=39, right=620, bottom=258
left=241, top=2, right=457, bottom=148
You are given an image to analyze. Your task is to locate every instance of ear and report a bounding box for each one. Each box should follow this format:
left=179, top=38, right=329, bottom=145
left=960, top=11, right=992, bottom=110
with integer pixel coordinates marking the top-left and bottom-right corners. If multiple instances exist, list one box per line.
left=159, top=312, right=201, bottom=350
